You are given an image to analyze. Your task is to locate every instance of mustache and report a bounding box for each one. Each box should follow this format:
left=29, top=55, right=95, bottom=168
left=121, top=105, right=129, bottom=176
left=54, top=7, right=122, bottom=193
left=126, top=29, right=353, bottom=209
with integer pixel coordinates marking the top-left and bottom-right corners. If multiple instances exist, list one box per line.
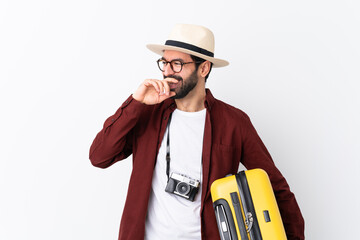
left=163, top=75, right=183, bottom=81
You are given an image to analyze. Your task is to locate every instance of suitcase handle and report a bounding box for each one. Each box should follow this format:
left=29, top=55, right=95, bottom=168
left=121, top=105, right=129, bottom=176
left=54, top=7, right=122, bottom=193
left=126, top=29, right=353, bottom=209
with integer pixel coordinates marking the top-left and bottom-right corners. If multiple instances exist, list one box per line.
left=213, top=199, right=238, bottom=240
left=230, top=192, right=249, bottom=240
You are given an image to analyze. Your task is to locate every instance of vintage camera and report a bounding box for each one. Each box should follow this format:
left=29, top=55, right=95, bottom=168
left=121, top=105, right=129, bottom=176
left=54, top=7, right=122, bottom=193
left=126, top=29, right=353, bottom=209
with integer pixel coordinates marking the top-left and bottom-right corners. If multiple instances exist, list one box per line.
left=165, top=172, right=200, bottom=202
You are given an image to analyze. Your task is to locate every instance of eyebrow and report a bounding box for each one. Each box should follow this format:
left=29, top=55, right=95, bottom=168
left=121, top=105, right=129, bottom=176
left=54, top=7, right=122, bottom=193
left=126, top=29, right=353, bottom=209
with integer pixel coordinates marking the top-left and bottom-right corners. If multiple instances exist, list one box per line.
left=161, top=57, right=186, bottom=62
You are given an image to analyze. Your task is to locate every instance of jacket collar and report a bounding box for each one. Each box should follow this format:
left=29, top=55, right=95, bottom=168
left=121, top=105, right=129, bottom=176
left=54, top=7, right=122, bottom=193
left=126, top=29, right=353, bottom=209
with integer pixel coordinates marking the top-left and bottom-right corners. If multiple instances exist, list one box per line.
left=204, top=88, right=215, bottom=111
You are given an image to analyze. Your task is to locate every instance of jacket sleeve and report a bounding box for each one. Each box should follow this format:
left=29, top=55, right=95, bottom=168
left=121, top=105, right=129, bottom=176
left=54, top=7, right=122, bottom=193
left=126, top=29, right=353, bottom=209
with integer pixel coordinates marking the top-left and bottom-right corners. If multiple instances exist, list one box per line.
left=240, top=114, right=305, bottom=240
left=89, top=95, right=145, bottom=168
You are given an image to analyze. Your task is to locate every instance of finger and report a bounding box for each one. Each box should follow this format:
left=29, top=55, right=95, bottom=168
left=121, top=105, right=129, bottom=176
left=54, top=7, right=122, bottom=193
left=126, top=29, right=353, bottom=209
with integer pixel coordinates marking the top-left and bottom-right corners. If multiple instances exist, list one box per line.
left=145, top=79, right=169, bottom=95
left=155, top=80, right=166, bottom=95
left=144, top=80, right=151, bottom=87
left=161, top=80, right=171, bottom=96
left=164, top=77, right=179, bottom=83
left=144, top=79, right=156, bottom=87
left=158, top=80, right=171, bottom=96
left=147, top=79, right=160, bottom=92
left=159, top=90, right=176, bottom=101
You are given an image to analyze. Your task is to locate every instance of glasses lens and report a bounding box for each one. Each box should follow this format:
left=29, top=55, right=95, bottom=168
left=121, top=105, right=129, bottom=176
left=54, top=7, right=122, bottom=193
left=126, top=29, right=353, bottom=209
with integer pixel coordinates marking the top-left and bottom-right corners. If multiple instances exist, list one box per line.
left=157, top=59, right=184, bottom=73
left=171, top=60, right=182, bottom=73
left=157, top=59, right=166, bottom=72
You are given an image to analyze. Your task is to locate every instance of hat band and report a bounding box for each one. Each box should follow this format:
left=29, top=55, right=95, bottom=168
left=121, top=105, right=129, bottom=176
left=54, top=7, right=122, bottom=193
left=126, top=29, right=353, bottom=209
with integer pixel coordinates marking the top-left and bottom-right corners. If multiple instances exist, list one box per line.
left=165, top=40, right=214, bottom=57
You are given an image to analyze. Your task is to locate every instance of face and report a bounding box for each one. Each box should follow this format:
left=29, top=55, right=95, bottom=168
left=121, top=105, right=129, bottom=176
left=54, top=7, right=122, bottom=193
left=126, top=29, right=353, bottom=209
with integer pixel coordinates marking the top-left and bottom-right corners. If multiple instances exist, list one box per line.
left=162, top=50, right=199, bottom=99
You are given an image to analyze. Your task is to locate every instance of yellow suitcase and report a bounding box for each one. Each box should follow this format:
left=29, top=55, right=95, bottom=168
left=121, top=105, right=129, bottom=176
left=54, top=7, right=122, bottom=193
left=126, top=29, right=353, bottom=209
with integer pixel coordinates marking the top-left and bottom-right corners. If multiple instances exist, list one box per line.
left=210, top=169, right=287, bottom=240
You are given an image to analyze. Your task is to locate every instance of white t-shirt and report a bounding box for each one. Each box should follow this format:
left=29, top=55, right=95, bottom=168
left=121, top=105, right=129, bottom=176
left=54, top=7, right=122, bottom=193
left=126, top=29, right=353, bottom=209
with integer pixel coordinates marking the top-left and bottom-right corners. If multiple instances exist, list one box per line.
left=144, top=108, right=206, bottom=240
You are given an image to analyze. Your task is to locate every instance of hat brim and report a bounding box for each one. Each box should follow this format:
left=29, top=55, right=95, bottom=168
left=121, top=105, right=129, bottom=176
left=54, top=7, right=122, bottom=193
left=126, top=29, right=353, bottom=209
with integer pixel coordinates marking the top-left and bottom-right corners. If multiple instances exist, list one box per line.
left=146, top=44, right=229, bottom=68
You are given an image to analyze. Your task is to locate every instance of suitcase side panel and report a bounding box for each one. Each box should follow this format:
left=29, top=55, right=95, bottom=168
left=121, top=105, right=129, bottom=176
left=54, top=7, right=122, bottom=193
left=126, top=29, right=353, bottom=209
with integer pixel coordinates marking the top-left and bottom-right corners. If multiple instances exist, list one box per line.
left=211, top=176, right=248, bottom=239
left=245, top=169, right=287, bottom=240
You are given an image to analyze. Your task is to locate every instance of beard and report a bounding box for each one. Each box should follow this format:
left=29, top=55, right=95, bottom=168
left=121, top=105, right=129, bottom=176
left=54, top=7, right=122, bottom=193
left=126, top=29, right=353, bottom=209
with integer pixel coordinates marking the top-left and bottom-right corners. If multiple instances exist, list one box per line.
left=164, top=69, right=199, bottom=99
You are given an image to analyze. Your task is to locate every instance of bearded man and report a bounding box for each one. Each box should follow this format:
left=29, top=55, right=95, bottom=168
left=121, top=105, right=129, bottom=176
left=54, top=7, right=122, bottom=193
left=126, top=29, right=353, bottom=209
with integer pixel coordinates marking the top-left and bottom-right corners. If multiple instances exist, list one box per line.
left=89, top=24, right=304, bottom=240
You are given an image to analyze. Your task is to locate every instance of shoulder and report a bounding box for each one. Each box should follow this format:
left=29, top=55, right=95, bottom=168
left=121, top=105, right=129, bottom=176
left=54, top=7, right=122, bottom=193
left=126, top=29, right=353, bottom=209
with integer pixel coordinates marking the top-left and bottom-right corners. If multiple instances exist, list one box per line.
left=211, top=97, right=251, bottom=123
left=208, top=95, right=258, bottom=149
left=206, top=89, right=250, bottom=123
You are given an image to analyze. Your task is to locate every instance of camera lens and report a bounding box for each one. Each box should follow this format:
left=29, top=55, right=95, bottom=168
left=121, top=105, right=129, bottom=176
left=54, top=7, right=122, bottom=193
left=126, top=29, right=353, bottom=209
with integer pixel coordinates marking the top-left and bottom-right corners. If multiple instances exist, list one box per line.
left=176, top=182, right=191, bottom=195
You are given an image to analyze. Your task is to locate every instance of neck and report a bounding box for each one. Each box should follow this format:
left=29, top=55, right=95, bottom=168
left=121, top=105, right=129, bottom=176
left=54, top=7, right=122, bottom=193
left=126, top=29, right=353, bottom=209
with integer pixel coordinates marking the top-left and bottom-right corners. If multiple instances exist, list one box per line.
left=175, top=85, right=206, bottom=112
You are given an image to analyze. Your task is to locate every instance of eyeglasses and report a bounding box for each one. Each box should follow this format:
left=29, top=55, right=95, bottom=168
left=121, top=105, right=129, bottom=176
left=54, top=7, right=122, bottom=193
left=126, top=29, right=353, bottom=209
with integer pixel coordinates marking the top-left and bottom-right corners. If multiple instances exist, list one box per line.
left=156, top=59, right=202, bottom=73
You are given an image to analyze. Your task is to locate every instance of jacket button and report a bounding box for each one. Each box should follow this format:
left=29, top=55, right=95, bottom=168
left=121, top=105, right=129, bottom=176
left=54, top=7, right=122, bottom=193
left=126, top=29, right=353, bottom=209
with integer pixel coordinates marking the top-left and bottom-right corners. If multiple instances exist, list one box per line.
left=164, top=116, right=167, bottom=120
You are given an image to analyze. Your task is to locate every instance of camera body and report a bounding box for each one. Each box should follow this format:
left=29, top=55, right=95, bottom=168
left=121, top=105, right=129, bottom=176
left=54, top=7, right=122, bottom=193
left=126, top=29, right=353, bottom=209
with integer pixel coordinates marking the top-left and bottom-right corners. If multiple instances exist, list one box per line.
left=165, top=172, right=200, bottom=202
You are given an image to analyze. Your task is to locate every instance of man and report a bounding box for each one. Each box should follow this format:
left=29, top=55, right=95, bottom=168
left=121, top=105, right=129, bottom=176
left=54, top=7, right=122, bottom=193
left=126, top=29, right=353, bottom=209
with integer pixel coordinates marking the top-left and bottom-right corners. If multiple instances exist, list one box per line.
left=89, top=24, right=304, bottom=239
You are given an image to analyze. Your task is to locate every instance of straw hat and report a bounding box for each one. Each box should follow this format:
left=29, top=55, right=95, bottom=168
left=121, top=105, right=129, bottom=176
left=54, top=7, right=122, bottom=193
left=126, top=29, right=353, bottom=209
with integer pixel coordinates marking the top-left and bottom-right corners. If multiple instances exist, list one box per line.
left=147, top=24, right=229, bottom=68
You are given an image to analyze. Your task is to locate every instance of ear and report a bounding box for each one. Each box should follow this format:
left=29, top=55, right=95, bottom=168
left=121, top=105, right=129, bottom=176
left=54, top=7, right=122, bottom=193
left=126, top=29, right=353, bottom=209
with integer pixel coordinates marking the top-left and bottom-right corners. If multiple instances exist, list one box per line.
left=199, top=61, right=211, bottom=78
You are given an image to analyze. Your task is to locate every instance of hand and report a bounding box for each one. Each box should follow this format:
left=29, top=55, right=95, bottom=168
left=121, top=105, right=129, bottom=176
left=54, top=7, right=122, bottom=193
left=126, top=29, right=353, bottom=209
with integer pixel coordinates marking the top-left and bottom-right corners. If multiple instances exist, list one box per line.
left=132, top=78, right=178, bottom=105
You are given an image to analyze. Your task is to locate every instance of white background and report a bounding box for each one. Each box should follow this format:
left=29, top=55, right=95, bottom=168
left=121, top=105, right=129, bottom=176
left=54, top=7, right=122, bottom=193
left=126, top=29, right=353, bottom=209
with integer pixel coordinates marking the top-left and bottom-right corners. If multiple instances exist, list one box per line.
left=1, top=0, right=359, bottom=239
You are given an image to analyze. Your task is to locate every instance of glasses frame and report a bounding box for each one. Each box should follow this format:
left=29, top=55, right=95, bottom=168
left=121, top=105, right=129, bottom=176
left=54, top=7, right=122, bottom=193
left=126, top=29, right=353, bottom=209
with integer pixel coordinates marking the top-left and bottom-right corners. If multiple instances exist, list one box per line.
left=156, top=58, right=203, bottom=73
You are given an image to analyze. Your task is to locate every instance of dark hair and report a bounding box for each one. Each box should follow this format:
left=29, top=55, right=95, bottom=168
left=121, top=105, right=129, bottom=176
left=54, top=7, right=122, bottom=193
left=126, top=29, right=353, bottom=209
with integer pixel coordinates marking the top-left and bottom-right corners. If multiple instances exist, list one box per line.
left=190, top=55, right=213, bottom=82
